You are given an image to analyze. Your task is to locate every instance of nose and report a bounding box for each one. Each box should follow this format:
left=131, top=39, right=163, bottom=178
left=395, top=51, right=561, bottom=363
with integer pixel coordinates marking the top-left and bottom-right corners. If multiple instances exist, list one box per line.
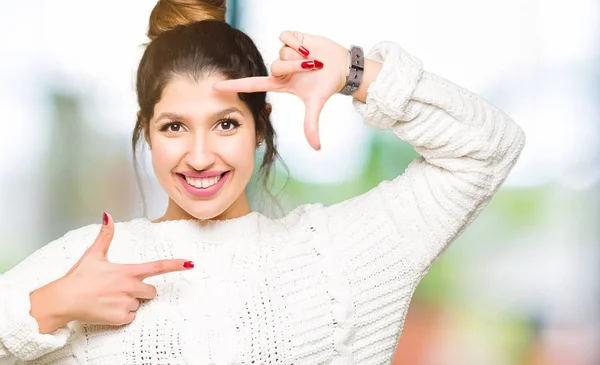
left=185, top=133, right=216, bottom=171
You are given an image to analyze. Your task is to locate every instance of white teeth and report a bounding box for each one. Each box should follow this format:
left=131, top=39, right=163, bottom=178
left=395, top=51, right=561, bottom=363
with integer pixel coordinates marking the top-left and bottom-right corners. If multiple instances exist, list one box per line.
left=185, top=174, right=222, bottom=189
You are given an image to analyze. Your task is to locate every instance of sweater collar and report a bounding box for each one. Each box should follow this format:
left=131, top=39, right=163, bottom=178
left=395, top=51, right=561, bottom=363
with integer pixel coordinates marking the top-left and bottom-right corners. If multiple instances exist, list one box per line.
left=131, top=211, right=264, bottom=242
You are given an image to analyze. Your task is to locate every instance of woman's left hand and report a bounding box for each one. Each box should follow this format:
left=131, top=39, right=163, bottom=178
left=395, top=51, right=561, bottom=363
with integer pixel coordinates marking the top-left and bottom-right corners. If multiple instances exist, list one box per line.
left=213, top=31, right=350, bottom=150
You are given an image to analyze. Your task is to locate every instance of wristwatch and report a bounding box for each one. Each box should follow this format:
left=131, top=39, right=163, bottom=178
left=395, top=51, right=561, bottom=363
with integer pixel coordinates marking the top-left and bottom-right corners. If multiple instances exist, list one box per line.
left=338, top=45, right=364, bottom=96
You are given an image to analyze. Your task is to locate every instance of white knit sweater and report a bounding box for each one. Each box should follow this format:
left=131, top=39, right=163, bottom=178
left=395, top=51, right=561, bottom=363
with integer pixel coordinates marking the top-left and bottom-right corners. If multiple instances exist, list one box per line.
left=0, top=41, right=525, bottom=365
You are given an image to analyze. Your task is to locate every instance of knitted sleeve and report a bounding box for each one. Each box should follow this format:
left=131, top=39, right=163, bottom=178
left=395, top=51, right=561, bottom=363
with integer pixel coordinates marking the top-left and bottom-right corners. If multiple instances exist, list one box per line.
left=319, top=41, right=525, bottom=360
left=329, top=40, right=525, bottom=274
left=0, top=225, right=98, bottom=362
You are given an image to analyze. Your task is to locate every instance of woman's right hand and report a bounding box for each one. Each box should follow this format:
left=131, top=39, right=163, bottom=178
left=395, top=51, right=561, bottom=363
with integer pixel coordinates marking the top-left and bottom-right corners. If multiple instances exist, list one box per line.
left=30, top=213, right=194, bottom=333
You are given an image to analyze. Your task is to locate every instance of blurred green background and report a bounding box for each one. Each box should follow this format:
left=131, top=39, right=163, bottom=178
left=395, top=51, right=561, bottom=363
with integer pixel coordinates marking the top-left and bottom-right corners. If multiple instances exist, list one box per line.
left=1, top=0, right=598, bottom=364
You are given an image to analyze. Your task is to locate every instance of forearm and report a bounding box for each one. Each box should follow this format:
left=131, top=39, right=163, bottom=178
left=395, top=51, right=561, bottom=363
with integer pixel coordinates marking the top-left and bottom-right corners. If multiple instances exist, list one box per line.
left=0, top=231, right=84, bottom=361
left=395, top=70, right=525, bottom=176
left=347, top=45, right=525, bottom=167
left=353, top=41, right=525, bottom=171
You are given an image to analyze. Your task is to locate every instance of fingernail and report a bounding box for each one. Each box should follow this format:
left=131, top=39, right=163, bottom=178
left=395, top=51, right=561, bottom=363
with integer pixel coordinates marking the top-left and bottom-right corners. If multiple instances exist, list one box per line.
left=301, top=61, right=315, bottom=69
left=102, top=212, right=108, bottom=225
left=299, top=46, right=309, bottom=56
left=314, top=60, right=324, bottom=69
left=183, top=261, right=194, bottom=269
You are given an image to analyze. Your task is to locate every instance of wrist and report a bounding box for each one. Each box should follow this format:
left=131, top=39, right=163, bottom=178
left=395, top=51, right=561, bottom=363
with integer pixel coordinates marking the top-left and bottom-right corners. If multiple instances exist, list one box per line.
left=351, top=58, right=382, bottom=102
left=335, top=48, right=351, bottom=93
left=30, top=279, right=73, bottom=334
left=338, top=46, right=364, bottom=96
left=344, top=49, right=351, bottom=77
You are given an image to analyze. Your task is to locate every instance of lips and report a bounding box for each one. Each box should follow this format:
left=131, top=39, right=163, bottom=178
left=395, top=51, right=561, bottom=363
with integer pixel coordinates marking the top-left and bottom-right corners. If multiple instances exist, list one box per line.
left=177, top=171, right=230, bottom=198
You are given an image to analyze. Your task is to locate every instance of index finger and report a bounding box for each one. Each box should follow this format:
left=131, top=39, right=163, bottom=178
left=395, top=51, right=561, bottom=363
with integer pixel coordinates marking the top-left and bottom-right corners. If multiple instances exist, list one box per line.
left=125, top=259, right=194, bottom=279
left=213, top=76, right=279, bottom=93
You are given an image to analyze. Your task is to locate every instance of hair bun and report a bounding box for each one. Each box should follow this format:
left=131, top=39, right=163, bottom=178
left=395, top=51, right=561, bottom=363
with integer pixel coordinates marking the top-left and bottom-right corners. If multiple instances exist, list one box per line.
left=147, top=0, right=227, bottom=41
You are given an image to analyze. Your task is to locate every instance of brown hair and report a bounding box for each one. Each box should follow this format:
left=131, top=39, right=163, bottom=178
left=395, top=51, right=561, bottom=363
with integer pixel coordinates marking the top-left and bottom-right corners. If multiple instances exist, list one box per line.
left=147, top=0, right=226, bottom=41
left=133, top=1, right=284, bottom=214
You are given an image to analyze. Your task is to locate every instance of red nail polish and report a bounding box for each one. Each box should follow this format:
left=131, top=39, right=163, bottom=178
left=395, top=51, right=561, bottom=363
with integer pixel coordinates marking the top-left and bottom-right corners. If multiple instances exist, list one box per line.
left=299, top=46, right=309, bottom=56
left=183, top=261, right=194, bottom=269
left=301, top=61, right=315, bottom=69
left=102, top=212, right=108, bottom=225
left=314, top=60, right=324, bottom=69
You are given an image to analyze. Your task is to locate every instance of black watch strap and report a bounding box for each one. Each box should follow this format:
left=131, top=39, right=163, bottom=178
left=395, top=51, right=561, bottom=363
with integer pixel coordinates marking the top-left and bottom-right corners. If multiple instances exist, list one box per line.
left=339, top=46, right=364, bottom=96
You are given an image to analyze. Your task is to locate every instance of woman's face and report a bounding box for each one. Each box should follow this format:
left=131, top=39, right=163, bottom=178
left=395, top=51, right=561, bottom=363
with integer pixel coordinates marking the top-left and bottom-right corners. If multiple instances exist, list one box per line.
left=148, top=74, right=258, bottom=221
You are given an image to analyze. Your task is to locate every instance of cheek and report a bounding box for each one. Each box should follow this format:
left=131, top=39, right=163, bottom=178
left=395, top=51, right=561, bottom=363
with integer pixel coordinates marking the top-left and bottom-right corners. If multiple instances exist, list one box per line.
left=219, top=133, right=256, bottom=171
left=151, top=137, right=184, bottom=171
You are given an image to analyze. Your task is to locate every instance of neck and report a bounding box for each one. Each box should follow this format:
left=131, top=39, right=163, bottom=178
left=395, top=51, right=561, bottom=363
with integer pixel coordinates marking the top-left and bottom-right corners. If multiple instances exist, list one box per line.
left=156, top=191, right=252, bottom=223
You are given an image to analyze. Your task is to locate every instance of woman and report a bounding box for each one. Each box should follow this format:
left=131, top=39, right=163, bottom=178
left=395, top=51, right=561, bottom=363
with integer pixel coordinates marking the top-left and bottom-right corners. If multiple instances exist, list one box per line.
left=0, top=0, right=525, bottom=364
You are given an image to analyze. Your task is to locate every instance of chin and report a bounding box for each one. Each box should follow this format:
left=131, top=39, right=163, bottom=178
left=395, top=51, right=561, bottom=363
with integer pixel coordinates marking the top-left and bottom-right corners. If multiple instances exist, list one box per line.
left=164, top=172, right=237, bottom=221
left=180, top=201, right=229, bottom=221
left=161, top=171, right=248, bottom=221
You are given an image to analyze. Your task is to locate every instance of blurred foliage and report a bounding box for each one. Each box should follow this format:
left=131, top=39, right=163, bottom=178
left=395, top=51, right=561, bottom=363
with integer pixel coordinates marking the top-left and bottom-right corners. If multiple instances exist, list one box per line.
left=252, top=130, right=420, bottom=209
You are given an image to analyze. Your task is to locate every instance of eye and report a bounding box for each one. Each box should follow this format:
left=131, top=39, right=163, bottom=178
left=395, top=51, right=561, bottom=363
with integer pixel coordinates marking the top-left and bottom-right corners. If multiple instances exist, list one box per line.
left=160, top=122, right=185, bottom=133
left=215, top=119, right=241, bottom=133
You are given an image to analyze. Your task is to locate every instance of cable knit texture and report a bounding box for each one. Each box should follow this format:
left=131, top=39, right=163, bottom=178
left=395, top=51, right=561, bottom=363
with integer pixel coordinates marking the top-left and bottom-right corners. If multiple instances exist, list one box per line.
left=0, top=41, right=525, bottom=364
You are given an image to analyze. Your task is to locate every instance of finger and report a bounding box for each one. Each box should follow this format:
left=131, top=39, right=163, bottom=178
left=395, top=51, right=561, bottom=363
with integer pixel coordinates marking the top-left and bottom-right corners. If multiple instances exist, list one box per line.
left=129, top=299, right=141, bottom=312
left=279, top=45, right=305, bottom=61
left=84, top=212, right=115, bottom=259
left=279, top=30, right=309, bottom=57
left=130, top=283, right=157, bottom=300
left=213, top=77, right=280, bottom=93
left=115, top=311, right=135, bottom=326
left=126, top=259, right=194, bottom=280
left=270, top=60, right=323, bottom=77
left=303, top=98, right=327, bottom=151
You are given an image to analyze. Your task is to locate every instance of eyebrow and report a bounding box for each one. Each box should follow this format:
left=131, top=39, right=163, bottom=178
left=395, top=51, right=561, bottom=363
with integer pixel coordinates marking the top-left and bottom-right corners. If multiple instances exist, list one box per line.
left=153, top=107, right=244, bottom=123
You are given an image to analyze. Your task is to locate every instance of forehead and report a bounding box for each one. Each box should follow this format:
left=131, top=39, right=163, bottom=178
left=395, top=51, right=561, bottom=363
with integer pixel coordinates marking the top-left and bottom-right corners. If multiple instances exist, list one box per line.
left=154, top=75, right=250, bottom=118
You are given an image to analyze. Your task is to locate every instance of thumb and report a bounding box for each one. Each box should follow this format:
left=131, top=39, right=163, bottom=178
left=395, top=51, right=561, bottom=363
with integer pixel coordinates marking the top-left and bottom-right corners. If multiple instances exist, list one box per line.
left=84, top=212, right=115, bottom=260
left=303, top=98, right=326, bottom=151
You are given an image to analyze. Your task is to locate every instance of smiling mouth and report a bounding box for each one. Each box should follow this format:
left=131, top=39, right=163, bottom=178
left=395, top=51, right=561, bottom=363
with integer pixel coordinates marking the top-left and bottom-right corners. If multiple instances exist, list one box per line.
left=177, top=172, right=228, bottom=189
